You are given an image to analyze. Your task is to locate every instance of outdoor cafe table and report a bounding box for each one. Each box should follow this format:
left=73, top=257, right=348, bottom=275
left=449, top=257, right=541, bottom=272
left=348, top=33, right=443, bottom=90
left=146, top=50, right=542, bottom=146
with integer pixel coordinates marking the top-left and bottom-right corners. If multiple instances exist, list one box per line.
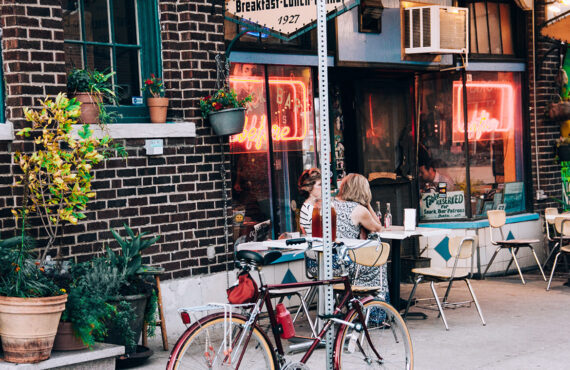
left=237, top=225, right=447, bottom=311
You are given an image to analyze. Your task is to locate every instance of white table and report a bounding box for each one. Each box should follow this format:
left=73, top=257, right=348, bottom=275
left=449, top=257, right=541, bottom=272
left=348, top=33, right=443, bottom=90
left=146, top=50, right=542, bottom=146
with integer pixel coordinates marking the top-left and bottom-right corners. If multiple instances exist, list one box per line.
left=545, top=213, right=570, bottom=223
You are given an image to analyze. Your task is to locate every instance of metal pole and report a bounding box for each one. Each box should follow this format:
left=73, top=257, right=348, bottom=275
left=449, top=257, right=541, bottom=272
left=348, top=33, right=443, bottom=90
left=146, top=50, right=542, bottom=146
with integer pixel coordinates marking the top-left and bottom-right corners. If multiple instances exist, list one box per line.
left=316, top=0, right=333, bottom=368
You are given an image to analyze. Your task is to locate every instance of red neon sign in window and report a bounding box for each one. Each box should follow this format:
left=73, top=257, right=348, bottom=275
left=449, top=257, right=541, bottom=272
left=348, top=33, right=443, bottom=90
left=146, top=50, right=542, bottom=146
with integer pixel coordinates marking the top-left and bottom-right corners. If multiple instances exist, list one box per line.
left=452, top=81, right=515, bottom=141
left=229, top=76, right=310, bottom=151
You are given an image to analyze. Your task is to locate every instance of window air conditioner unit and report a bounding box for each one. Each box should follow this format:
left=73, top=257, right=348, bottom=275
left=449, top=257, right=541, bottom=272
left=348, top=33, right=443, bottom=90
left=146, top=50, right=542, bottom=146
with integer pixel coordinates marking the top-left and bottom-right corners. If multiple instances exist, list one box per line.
left=404, top=5, right=468, bottom=54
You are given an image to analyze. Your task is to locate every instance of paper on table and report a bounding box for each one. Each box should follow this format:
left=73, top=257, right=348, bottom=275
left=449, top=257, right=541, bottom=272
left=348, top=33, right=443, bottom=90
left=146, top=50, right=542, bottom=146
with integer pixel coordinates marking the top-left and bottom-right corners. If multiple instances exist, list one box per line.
left=404, top=208, right=416, bottom=231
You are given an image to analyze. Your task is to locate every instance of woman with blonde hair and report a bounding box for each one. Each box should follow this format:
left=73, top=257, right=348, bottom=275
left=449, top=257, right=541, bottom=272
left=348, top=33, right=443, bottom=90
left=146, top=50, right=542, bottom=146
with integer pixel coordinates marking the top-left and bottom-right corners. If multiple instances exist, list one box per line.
left=333, top=173, right=388, bottom=301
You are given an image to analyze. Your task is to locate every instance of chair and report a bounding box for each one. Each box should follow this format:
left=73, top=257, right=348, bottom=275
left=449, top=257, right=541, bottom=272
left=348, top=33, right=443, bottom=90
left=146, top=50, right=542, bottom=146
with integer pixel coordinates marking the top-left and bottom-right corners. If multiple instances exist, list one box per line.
left=546, top=217, right=570, bottom=290
left=483, top=210, right=546, bottom=284
left=332, top=241, right=390, bottom=294
left=542, top=207, right=560, bottom=270
left=403, top=236, right=485, bottom=330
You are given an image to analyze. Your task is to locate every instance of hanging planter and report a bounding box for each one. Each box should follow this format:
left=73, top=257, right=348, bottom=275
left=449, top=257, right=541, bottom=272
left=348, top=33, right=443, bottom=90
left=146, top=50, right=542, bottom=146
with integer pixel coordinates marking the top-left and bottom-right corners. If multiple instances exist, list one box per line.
left=147, top=97, right=169, bottom=123
left=208, top=107, right=246, bottom=136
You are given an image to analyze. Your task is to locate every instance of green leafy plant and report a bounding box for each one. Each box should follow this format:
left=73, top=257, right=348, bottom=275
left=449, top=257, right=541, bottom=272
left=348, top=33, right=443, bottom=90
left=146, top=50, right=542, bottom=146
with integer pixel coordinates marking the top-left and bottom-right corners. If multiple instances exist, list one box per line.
left=0, top=234, right=64, bottom=298
left=67, top=68, right=119, bottom=125
left=14, top=93, right=110, bottom=262
left=199, top=87, right=253, bottom=118
left=142, top=74, right=165, bottom=98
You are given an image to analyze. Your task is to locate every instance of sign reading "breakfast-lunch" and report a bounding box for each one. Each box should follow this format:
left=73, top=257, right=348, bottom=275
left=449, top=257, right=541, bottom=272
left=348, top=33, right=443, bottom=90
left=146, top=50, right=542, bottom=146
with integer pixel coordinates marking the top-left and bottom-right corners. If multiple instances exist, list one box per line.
left=226, top=0, right=351, bottom=36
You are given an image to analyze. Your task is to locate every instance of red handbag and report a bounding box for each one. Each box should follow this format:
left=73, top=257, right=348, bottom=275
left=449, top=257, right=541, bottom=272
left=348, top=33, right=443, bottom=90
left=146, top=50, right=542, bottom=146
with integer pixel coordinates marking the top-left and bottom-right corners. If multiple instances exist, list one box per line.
left=227, top=272, right=259, bottom=304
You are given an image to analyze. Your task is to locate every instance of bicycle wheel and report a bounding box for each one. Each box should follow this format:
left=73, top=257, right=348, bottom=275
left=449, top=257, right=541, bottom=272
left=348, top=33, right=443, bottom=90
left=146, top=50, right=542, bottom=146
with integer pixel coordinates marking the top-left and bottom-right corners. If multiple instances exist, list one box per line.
left=167, top=313, right=277, bottom=370
left=335, top=299, right=413, bottom=370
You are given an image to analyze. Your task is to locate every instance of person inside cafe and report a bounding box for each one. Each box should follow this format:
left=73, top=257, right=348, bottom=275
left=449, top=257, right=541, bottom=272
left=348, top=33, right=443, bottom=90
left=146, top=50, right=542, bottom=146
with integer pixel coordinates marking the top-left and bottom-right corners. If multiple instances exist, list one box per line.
left=418, top=157, right=455, bottom=194
left=333, top=173, right=388, bottom=302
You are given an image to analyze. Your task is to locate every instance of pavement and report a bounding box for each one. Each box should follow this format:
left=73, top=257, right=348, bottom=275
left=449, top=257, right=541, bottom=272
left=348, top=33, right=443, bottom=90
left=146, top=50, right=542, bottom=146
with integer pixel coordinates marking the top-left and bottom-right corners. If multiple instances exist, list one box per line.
left=139, top=271, right=570, bottom=369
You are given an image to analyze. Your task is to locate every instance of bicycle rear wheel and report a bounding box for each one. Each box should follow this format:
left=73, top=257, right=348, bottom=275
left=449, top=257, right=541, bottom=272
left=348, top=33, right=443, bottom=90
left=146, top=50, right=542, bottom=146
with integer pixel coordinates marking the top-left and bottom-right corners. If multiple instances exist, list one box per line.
left=335, top=299, right=413, bottom=369
left=167, top=313, right=277, bottom=370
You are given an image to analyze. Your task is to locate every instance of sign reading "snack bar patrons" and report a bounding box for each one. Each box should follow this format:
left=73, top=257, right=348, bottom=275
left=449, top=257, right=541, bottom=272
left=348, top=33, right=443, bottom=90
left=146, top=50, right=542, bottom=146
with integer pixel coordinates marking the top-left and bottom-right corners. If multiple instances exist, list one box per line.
left=226, top=0, right=354, bottom=37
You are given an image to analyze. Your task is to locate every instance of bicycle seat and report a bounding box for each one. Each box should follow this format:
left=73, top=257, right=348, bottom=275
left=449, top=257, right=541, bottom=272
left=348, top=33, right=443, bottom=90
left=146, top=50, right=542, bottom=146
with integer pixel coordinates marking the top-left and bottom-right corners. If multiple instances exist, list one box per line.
left=236, top=250, right=282, bottom=266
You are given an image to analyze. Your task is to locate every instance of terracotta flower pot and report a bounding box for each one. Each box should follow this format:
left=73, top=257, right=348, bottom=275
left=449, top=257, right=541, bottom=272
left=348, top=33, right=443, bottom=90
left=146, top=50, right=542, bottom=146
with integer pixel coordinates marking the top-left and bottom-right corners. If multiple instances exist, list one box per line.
left=53, top=321, right=88, bottom=351
left=208, top=107, right=246, bottom=136
left=148, top=97, right=169, bottom=123
left=0, top=294, right=68, bottom=363
left=74, top=92, right=101, bottom=124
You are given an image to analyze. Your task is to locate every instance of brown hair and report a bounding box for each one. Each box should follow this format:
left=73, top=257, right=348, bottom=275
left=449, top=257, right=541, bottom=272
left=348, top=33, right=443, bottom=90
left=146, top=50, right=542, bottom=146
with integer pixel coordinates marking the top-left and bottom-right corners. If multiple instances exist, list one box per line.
left=336, top=173, right=371, bottom=206
left=297, top=168, right=321, bottom=199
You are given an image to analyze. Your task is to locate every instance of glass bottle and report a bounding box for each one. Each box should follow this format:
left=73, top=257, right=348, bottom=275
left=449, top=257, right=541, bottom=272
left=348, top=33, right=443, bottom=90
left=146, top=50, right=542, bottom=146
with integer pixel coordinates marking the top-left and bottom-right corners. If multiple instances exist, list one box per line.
left=375, top=201, right=383, bottom=226
left=384, top=202, right=392, bottom=230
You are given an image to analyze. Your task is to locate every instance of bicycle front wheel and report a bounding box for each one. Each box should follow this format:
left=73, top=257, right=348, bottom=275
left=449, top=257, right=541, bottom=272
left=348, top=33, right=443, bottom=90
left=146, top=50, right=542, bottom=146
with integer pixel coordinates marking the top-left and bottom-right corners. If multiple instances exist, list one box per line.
left=335, top=299, right=413, bottom=370
left=167, top=313, right=277, bottom=370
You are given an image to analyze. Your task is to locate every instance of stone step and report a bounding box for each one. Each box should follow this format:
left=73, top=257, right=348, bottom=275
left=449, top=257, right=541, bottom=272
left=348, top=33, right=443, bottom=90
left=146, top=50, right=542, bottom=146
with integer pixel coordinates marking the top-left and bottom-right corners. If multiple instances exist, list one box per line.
left=0, top=343, right=124, bottom=370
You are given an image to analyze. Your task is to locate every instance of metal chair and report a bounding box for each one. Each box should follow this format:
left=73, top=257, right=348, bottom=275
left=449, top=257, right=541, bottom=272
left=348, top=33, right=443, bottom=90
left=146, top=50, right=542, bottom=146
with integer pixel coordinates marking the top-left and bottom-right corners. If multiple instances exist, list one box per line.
left=483, top=210, right=546, bottom=284
left=542, top=207, right=560, bottom=270
left=332, top=242, right=390, bottom=294
left=546, top=217, right=570, bottom=290
left=403, top=236, right=486, bottom=330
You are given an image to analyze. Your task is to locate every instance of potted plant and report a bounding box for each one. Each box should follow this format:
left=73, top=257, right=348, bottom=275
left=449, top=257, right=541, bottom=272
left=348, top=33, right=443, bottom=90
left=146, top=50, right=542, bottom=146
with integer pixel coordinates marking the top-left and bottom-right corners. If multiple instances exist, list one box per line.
left=142, top=74, right=168, bottom=123
left=14, top=93, right=110, bottom=262
left=0, top=232, right=67, bottom=363
left=200, top=87, right=253, bottom=136
left=101, top=224, right=160, bottom=355
left=67, top=68, right=116, bottom=124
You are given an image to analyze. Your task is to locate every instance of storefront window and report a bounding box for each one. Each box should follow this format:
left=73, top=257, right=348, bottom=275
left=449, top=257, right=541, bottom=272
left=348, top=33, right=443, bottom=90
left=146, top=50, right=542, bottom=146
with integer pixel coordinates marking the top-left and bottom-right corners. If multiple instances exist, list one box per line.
left=419, top=71, right=525, bottom=220
left=230, top=63, right=317, bottom=242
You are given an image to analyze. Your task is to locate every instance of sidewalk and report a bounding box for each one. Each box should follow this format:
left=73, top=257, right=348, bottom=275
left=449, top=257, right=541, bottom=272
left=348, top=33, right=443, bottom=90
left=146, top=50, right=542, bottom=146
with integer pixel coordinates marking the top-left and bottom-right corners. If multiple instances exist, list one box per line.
left=140, top=272, right=570, bottom=369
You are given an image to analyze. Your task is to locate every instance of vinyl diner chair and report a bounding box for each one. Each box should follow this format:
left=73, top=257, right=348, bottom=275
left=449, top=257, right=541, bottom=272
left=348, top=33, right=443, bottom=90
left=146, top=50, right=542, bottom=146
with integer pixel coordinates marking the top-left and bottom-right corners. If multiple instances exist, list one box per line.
left=332, top=242, right=390, bottom=294
left=546, top=217, right=570, bottom=290
left=483, top=210, right=546, bottom=284
left=403, top=236, right=485, bottom=331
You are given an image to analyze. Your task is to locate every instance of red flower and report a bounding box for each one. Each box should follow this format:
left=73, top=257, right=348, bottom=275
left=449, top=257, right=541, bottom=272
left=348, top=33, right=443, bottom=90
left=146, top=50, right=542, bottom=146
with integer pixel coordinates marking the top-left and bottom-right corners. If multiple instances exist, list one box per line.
left=145, top=79, right=153, bottom=85
left=215, top=104, right=223, bottom=111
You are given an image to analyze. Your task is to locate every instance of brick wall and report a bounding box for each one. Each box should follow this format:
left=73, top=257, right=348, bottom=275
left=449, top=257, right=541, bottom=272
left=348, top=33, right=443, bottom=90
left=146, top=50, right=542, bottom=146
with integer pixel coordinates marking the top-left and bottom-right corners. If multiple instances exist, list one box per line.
left=528, top=4, right=564, bottom=214
left=0, top=0, right=233, bottom=280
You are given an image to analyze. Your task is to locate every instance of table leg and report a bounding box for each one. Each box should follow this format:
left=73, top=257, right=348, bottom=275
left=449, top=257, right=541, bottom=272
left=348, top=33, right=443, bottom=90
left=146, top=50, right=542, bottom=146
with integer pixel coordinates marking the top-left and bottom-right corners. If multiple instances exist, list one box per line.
left=390, top=239, right=402, bottom=310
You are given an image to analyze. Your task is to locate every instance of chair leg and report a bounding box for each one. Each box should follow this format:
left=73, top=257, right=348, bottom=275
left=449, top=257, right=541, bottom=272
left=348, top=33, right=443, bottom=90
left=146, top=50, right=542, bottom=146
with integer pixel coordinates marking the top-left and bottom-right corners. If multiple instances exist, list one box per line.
left=442, top=280, right=454, bottom=303
left=430, top=281, right=449, bottom=330
left=509, top=247, right=526, bottom=285
left=547, top=252, right=562, bottom=291
left=504, top=247, right=517, bottom=275
left=530, top=246, right=547, bottom=281
left=542, top=242, right=559, bottom=270
left=482, top=247, right=501, bottom=279
left=465, top=279, right=486, bottom=326
left=403, top=275, right=422, bottom=320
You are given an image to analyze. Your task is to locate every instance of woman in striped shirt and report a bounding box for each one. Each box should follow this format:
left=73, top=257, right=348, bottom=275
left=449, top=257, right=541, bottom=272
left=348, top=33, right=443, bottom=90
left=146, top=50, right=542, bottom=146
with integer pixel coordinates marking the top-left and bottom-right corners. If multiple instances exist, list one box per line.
left=298, top=168, right=321, bottom=236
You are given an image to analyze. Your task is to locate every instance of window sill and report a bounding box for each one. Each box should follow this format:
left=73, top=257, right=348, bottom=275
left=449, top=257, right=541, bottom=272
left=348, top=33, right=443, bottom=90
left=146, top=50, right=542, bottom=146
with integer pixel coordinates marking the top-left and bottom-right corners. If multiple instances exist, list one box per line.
left=71, top=122, right=196, bottom=139
left=420, top=213, right=539, bottom=229
left=0, top=121, right=15, bottom=141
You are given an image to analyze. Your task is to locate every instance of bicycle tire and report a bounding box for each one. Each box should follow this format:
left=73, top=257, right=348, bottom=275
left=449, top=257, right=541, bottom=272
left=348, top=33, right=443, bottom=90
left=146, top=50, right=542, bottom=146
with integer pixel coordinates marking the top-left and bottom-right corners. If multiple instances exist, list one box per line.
left=167, top=312, right=277, bottom=370
left=334, top=298, right=413, bottom=370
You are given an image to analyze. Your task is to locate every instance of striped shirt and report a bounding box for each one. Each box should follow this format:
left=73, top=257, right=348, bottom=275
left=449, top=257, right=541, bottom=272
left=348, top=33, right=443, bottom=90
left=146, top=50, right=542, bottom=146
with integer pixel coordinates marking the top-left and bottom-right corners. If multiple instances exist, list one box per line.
left=299, top=202, right=313, bottom=236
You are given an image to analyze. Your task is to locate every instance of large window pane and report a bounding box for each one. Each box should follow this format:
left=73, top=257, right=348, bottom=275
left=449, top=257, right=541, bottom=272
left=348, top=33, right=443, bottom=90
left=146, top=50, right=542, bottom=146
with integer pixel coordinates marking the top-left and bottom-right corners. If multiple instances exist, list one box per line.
left=64, top=43, right=83, bottom=70
left=230, top=63, right=317, bottom=240
left=468, top=1, right=515, bottom=56
left=116, top=48, right=140, bottom=105
left=419, top=73, right=467, bottom=220
left=458, top=72, right=525, bottom=216
left=84, top=0, right=109, bottom=43
left=62, top=0, right=81, bottom=41
left=113, top=0, right=138, bottom=45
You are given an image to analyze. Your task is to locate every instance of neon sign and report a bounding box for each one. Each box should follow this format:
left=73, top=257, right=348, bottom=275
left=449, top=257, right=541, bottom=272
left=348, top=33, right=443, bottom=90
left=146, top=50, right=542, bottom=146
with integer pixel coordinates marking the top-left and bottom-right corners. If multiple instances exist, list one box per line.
left=229, top=76, right=311, bottom=151
left=452, top=81, right=515, bottom=141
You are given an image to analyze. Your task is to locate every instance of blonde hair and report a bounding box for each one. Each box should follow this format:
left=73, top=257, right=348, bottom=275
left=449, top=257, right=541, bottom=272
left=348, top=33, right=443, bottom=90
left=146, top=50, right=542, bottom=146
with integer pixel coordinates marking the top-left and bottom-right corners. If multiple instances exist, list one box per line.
left=336, top=173, right=371, bottom=206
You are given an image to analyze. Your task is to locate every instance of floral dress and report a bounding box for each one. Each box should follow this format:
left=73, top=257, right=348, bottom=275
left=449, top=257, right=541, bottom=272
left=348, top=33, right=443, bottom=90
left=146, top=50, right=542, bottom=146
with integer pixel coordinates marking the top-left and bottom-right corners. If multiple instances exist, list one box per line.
left=332, top=199, right=389, bottom=303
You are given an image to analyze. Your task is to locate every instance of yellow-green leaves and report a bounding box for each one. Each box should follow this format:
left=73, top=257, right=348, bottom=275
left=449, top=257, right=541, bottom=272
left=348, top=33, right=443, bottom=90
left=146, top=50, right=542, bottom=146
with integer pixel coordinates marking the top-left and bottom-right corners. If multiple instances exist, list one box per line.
left=14, top=93, right=111, bottom=259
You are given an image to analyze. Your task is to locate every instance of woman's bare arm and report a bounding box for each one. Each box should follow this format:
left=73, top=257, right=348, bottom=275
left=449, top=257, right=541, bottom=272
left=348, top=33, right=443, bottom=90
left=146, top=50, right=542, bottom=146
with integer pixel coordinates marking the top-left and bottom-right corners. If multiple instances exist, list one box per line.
left=352, top=204, right=382, bottom=232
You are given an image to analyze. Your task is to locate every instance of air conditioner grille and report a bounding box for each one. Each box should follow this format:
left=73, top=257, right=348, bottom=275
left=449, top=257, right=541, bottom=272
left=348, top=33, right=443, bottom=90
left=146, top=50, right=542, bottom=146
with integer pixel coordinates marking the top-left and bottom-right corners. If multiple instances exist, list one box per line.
left=422, top=8, right=431, bottom=48
left=404, top=10, right=410, bottom=48
left=439, top=8, right=467, bottom=50
left=412, top=8, right=421, bottom=48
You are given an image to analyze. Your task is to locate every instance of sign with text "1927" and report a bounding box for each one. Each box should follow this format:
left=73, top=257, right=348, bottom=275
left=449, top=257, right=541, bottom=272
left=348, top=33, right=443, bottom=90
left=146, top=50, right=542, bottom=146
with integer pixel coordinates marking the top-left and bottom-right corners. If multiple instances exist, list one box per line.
left=226, top=0, right=355, bottom=37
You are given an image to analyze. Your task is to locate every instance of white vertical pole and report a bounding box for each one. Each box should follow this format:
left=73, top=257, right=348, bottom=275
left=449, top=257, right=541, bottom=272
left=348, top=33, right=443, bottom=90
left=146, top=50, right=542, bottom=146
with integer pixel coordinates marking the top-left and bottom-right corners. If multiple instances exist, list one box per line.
left=316, top=0, right=333, bottom=368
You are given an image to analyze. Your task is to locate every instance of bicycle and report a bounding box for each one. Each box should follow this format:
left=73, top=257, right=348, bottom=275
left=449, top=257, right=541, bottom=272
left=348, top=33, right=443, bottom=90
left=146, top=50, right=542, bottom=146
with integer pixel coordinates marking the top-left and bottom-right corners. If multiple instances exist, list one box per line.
left=167, top=237, right=413, bottom=369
